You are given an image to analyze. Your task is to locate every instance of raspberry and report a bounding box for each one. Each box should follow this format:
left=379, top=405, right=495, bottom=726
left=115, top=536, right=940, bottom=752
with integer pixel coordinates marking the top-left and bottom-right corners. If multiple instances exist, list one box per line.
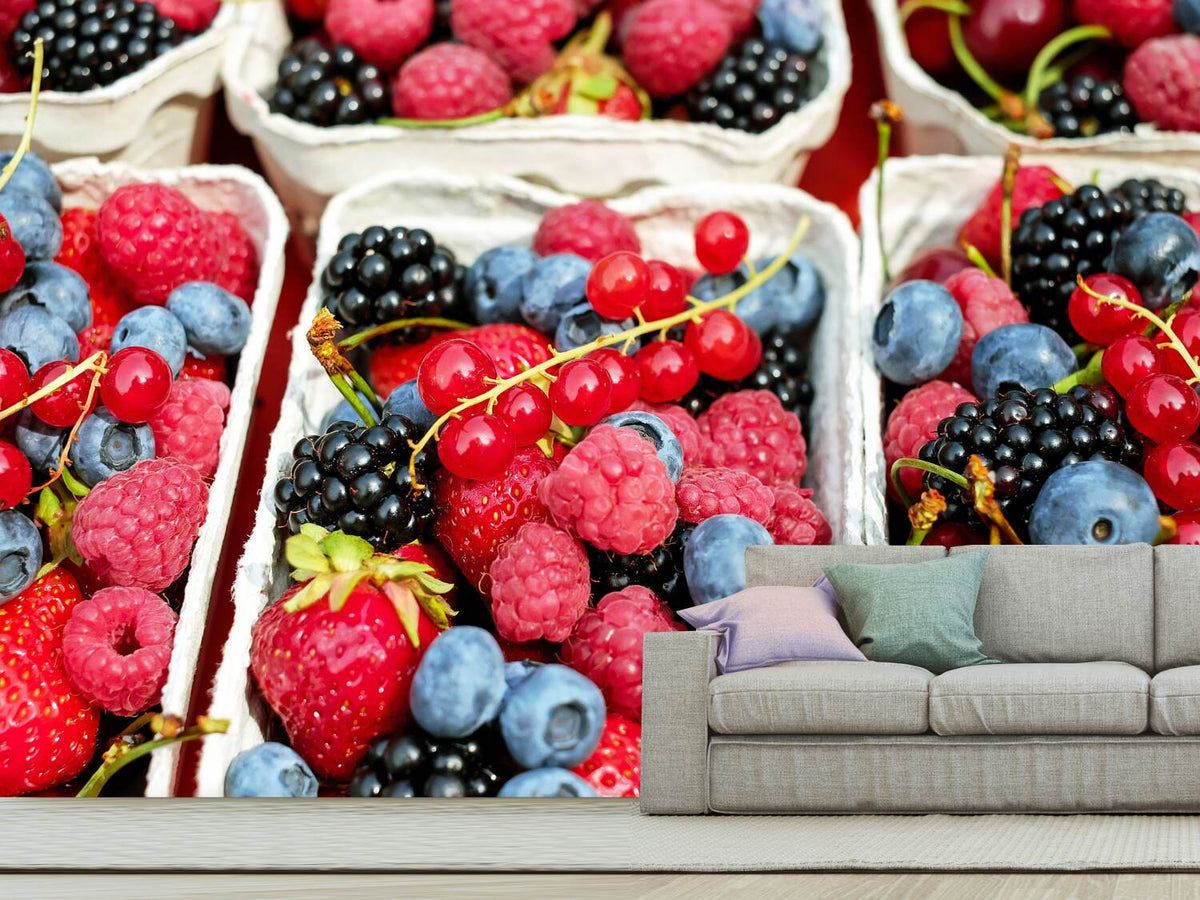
left=708, top=0, right=758, bottom=35
left=392, top=43, right=513, bottom=121
left=1074, top=0, right=1177, bottom=48
left=766, top=483, right=831, bottom=545
left=884, top=379, right=977, bottom=501
left=325, top=0, right=433, bottom=70
left=941, top=268, right=1030, bottom=385
left=451, top=0, right=576, bottom=83
left=72, top=457, right=210, bottom=592
left=561, top=586, right=682, bottom=721
left=462, top=323, right=555, bottom=379
left=56, top=207, right=133, bottom=326
left=623, top=0, right=732, bottom=98
left=1124, top=35, right=1200, bottom=132
left=676, top=465, right=773, bottom=524
left=572, top=714, right=641, bottom=797
left=489, top=522, right=590, bottom=643
left=179, top=353, right=226, bottom=382
left=629, top=399, right=701, bottom=463
left=697, top=390, right=807, bottom=486
left=539, top=425, right=678, bottom=555
left=532, top=201, right=641, bottom=263
left=148, top=0, right=221, bottom=30
left=61, top=586, right=177, bottom=717
left=146, top=380, right=230, bottom=478
left=97, top=184, right=218, bottom=306
left=204, top=211, right=258, bottom=303
left=957, top=166, right=1065, bottom=270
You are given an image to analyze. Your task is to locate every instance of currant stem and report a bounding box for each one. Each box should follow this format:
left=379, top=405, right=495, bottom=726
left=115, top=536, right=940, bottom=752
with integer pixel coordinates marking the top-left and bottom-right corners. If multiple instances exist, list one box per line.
left=891, top=457, right=970, bottom=490
left=898, top=0, right=971, bottom=27
left=1022, top=25, right=1113, bottom=125
left=949, top=15, right=1020, bottom=113
left=337, top=317, right=471, bottom=352
left=1078, top=276, right=1200, bottom=382
left=0, top=351, right=107, bottom=423
left=871, top=100, right=902, bottom=284
left=0, top=39, right=43, bottom=196
left=75, top=717, right=229, bottom=798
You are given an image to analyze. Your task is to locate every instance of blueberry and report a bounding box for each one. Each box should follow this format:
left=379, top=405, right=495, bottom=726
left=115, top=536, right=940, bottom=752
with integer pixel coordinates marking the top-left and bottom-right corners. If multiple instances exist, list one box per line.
left=111, top=306, right=187, bottom=376
left=505, top=660, right=541, bottom=692
left=684, top=513, right=774, bottom=605
left=1110, top=212, right=1200, bottom=310
left=555, top=302, right=634, bottom=351
left=759, top=0, right=825, bottom=55
left=166, top=282, right=252, bottom=357
left=520, top=254, right=591, bottom=334
left=1, top=262, right=92, bottom=333
left=871, top=280, right=962, bottom=385
left=0, top=306, right=79, bottom=373
left=773, top=252, right=826, bottom=334
left=1029, top=460, right=1160, bottom=545
left=971, top=323, right=1076, bottom=399
left=693, top=265, right=776, bottom=335
left=600, top=411, right=684, bottom=481
left=0, top=151, right=61, bottom=211
left=464, top=247, right=539, bottom=325
left=0, top=191, right=62, bottom=261
left=14, top=410, right=66, bottom=475
left=1177, top=0, right=1200, bottom=34
left=70, top=408, right=155, bottom=486
left=319, top=392, right=377, bottom=432
left=498, top=768, right=598, bottom=798
left=224, top=742, right=319, bottom=798
left=382, top=379, right=436, bottom=432
left=500, top=664, right=606, bottom=769
left=0, top=510, right=42, bottom=604
left=410, top=625, right=507, bottom=738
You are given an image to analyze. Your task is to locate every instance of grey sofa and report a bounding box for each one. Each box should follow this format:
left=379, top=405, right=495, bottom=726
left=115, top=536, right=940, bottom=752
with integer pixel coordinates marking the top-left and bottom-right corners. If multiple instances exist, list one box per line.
left=641, top=543, right=1200, bottom=815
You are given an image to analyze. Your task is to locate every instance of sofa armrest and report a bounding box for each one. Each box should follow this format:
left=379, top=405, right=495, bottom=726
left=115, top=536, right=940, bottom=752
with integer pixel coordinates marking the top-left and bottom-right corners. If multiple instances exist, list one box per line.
left=640, top=630, right=719, bottom=815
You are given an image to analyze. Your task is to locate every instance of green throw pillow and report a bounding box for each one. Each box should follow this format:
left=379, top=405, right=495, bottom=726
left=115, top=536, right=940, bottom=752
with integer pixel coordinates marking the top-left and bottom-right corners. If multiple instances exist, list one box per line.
left=824, top=551, right=995, bottom=675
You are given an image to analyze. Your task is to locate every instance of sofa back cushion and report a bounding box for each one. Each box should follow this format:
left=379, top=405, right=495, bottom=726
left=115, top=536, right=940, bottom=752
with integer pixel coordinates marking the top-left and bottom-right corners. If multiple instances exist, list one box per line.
left=745, top=545, right=946, bottom=590
left=949, top=544, right=1154, bottom=670
left=1154, top=546, right=1200, bottom=670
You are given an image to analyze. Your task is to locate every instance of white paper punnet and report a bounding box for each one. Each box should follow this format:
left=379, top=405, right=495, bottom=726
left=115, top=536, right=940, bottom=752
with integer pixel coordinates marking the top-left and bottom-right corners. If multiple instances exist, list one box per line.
left=193, top=173, right=864, bottom=796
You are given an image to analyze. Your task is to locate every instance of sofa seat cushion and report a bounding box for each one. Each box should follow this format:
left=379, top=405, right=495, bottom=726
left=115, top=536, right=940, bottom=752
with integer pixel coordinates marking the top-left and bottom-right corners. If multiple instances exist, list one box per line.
left=709, top=660, right=933, bottom=735
left=1151, top=667, right=1200, bottom=735
left=930, top=662, right=1149, bottom=736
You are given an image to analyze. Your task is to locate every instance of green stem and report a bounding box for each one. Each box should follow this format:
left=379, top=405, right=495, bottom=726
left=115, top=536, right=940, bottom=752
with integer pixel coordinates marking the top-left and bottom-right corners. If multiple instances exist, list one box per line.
left=1053, top=349, right=1106, bottom=393
left=1023, top=25, right=1112, bottom=118
left=0, top=40, right=42, bottom=196
left=907, top=527, right=931, bottom=546
left=898, top=0, right=971, bottom=27
left=962, top=244, right=997, bottom=279
left=891, top=456, right=970, bottom=489
left=890, top=458, right=914, bottom=509
left=337, top=317, right=471, bottom=352
left=59, top=466, right=90, bottom=498
left=348, top=369, right=383, bottom=414
left=949, top=15, right=1008, bottom=105
left=76, top=719, right=229, bottom=798
left=1079, top=278, right=1200, bottom=383
left=582, top=10, right=612, bottom=53
left=378, top=109, right=508, bottom=130
left=332, top=373, right=378, bottom=427
left=876, top=120, right=894, bottom=284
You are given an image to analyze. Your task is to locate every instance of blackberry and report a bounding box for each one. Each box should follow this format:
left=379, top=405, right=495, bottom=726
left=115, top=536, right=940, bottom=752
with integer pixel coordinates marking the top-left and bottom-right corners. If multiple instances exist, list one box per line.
left=11, top=0, right=186, bottom=93
left=1037, top=75, right=1137, bottom=139
left=685, top=39, right=813, bottom=133
left=681, top=332, right=813, bottom=432
left=267, top=39, right=389, bottom=127
left=919, top=385, right=1141, bottom=538
left=273, top=415, right=436, bottom=550
left=589, top=522, right=695, bottom=612
left=349, top=726, right=511, bottom=798
left=320, top=224, right=464, bottom=330
left=1010, top=184, right=1133, bottom=343
left=1112, top=178, right=1189, bottom=219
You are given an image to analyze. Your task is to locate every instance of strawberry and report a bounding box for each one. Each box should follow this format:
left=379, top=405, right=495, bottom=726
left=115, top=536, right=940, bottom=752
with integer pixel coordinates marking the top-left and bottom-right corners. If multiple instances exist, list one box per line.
left=179, top=353, right=227, bottom=382
left=55, top=208, right=133, bottom=328
left=369, top=332, right=457, bottom=399
left=958, top=165, right=1066, bottom=270
left=77, top=323, right=114, bottom=360
left=0, top=568, right=99, bottom=797
left=250, top=527, right=454, bottom=782
left=461, top=323, right=555, bottom=379
left=434, top=445, right=560, bottom=592
left=395, top=540, right=459, bottom=611
left=572, top=714, right=641, bottom=798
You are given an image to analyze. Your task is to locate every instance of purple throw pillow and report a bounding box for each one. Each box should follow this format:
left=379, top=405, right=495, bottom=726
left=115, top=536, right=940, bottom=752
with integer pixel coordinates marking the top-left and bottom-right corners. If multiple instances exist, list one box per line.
left=678, top=585, right=866, bottom=674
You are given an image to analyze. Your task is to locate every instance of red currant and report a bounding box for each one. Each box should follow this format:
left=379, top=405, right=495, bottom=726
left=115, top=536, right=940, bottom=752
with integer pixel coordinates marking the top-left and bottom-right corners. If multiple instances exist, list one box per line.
left=636, top=340, right=699, bottom=403
left=29, top=361, right=97, bottom=428
left=0, top=214, right=25, bottom=294
left=549, top=358, right=613, bottom=426
left=437, top=414, right=515, bottom=481
left=0, top=348, right=30, bottom=411
left=1145, top=441, right=1200, bottom=510
left=1169, top=510, right=1200, bottom=544
left=684, top=310, right=754, bottom=380
left=1127, top=373, right=1200, bottom=443
left=591, top=348, right=640, bottom=415
left=1102, top=334, right=1163, bottom=397
left=694, top=211, right=750, bottom=275
left=1068, top=274, right=1143, bottom=346
left=0, top=439, right=31, bottom=509
left=724, top=327, right=763, bottom=381
left=1158, top=308, right=1200, bottom=381
left=586, top=252, right=648, bottom=320
left=100, top=347, right=172, bottom=424
left=494, top=383, right=552, bottom=446
left=639, top=260, right=688, bottom=321
left=417, top=339, right=498, bottom=416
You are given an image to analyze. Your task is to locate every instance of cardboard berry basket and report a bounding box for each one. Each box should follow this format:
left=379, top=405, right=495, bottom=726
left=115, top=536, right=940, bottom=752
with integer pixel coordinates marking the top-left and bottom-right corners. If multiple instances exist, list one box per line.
left=46, top=158, right=289, bottom=797
left=222, top=0, right=851, bottom=240
left=0, top=5, right=242, bottom=167
left=868, top=0, right=1200, bottom=165
left=857, top=153, right=1200, bottom=545
left=193, top=172, right=862, bottom=796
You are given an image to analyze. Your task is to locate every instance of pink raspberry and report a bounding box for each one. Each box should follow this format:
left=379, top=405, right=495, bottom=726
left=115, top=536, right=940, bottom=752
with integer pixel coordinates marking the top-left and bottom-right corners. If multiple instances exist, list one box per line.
left=147, top=0, right=220, bottom=31
left=629, top=400, right=701, bottom=463
left=884, top=379, right=976, bottom=501
left=539, top=425, right=678, bottom=555
left=488, top=522, right=590, bottom=643
left=97, top=184, right=217, bottom=306
left=1074, top=0, right=1177, bottom=48
left=147, top=380, right=231, bottom=478
left=697, top=390, right=807, bottom=486
left=532, top=201, right=641, bottom=263
left=941, top=268, right=1029, bottom=386
left=204, top=211, right=258, bottom=304
left=561, top=586, right=683, bottom=721
left=72, top=458, right=210, bottom=593
left=326, top=0, right=433, bottom=71
left=61, top=587, right=177, bottom=717
left=452, top=0, right=576, bottom=84
left=676, top=466, right=773, bottom=525
left=1125, top=35, right=1200, bottom=132
left=767, top=484, right=831, bottom=546
left=392, top=43, right=513, bottom=121
left=623, top=0, right=732, bottom=98
left=707, top=0, right=758, bottom=35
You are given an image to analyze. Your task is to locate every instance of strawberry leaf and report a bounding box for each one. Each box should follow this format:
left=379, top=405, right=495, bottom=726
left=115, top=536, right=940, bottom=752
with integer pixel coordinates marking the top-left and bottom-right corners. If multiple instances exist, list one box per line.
left=413, top=571, right=455, bottom=595
left=322, top=531, right=373, bottom=573
left=382, top=581, right=421, bottom=647
left=415, top=590, right=453, bottom=631
left=283, top=574, right=333, bottom=613
left=286, top=533, right=330, bottom=579
left=578, top=74, right=617, bottom=101
left=327, top=571, right=365, bottom=611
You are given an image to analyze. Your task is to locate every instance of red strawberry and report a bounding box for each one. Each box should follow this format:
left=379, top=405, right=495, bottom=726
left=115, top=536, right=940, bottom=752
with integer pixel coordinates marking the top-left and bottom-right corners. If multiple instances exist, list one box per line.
left=958, top=165, right=1066, bottom=270
left=572, top=714, right=641, bottom=797
left=369, top=332, right=457, bottom=399
left=250, top=528, right=454, bottom=781
left=395, top=540, right=459, bottom=610
left=461, top=323, right=554, bottom=379
left=178, top=353, right=227, bottom=382
left=56, top=208, right=133, bottom=328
